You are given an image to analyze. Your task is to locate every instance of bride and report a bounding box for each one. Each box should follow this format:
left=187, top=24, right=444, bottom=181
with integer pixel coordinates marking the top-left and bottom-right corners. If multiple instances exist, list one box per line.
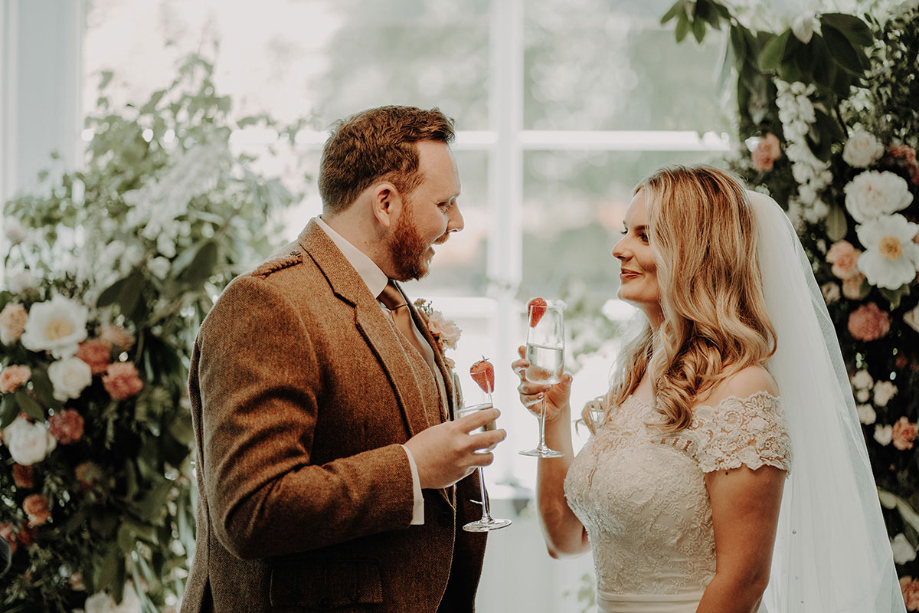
left=513, top=166, right=905, bottom=612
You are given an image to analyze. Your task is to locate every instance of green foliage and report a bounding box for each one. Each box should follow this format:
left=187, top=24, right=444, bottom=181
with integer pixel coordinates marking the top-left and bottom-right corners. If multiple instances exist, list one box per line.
left=0, top=54, right=306, bottom=611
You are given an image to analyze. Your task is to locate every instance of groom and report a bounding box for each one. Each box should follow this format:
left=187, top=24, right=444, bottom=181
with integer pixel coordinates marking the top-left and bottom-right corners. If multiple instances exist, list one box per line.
left=181, top=106, right=504, bottom=613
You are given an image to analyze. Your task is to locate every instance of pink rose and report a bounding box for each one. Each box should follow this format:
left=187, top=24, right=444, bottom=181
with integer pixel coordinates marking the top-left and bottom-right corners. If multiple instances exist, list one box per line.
left=848, top=302, right=891, bottom=341
left=826, top=240, right=862, bottom=280
left=0, top=522, right=17, bottom=554
left=48, top=408, right=84, bottom=444
left=0, top=365, right=31, bottom=393
left=75, top=338, right=112, bottom=375
left=0, top=302, right=28, bottom=345
left=102, top=362, right=143, bottom=400
left=12, top=463, right=34, bottom=488
left=100, top=323, right=134, bottom=352
left=892, top=416, right=918, bottom=451
left=16, top=524, right=33, bottom=546
left=841, top=273, right=866, bottom=300
left=22, top=493, right=50, bottom=527
left=900, top=576, right=919, bottom=611
left=752, top=133, right=782, bottom=172
left=75, top=461, right=103, bottom=489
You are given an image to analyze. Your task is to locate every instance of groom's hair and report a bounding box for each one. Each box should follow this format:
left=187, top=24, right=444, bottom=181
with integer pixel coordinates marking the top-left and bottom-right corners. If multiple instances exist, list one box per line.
left=319, top=105, right=455, bottom=215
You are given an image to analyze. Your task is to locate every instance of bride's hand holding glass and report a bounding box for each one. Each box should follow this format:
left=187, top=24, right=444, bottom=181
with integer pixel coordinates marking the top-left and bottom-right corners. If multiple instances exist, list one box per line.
left=512, top=345, right=573, bottom=428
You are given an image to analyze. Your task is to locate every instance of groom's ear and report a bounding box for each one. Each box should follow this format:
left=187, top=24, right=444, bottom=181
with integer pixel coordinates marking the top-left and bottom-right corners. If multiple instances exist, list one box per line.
left=369, top=182, right=402, bottom=230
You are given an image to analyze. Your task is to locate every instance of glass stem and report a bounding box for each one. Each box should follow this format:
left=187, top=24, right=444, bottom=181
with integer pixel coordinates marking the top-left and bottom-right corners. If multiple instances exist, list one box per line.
left=477, top=467, right=492, bottom=521
left=538, top=396, right=548, bottom=450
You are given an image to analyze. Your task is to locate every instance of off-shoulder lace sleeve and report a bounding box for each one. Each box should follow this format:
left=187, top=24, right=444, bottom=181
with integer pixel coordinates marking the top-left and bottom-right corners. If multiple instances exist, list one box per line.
left=689, top=391, right=791, bottom=474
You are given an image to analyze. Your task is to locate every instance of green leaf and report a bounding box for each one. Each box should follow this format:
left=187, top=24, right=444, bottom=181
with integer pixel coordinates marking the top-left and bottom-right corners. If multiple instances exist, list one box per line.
left=810, top=34, right=837, bottom=87
left=0, top=395, right=18, bottom=428
left=759, top=31, right=790, bottom=72
left=692, top=16, right=706, bottom=43
left=99, top=70, right=114, bottom=90
left=879, top=287, right=903, bottom=310
left=675, top=12, right=690, bottom=43
left=15, top=391, right=45, bottom=422
left=117, top=523, right=137, bottom=554
left=96, top=546, right=123, bottom=594
left=29, top=368, right=62, bottom=410
left=119, top=269, right=146, bottom=319
left=729, top=26, right=747, bottom=66
left=178, top=239, right=219, bottom=285
left=661, top=0, right=682, bottom=25
left=825, top=205, right=848, bottom=242
left=97, top=276, right=129, bottom=308
left=136, top=481, right=173, bottom=523
left=821, top=13, right=873, bottom=48
left=823, top=25, right=866, bottom=75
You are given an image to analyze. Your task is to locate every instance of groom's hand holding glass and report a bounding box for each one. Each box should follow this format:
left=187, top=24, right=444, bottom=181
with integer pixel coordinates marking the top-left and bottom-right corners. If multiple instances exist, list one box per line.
left=403, top=407, right=506, bottom=489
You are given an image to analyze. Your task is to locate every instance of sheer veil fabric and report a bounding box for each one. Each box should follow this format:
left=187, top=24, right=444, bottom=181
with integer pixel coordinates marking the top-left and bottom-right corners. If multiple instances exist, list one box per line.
left=749, top=191, right=905, bottom=613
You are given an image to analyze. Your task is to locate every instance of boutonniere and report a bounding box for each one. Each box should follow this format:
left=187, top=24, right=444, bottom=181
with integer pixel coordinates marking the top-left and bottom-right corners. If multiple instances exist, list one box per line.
left=413, top=299, right=461, bottom=368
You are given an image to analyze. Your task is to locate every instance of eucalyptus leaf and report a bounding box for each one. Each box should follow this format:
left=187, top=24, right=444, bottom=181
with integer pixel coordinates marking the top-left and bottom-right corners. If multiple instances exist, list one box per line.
left=97, top=276, right=129, bottom=308
left=826, top=205, right=848, bottom=242
left=759, top=31, right=790, bottom=72
left=119, top=269, right=146, bottom=318
left=675, top=13, right=690, bottom=43
left=15, top=391, right=45, bottom=422
left=178, top=239, right=219, bottom=285
left=692, top=16, right=707, bottom=43
left=661, top=0, right=682, bottom=25
left=0, top=395, right=18, bottom=428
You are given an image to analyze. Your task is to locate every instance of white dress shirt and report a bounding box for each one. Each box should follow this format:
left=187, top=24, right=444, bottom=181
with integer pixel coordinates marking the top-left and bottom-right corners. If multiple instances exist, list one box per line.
left=314, top=217, right=425, bottom=525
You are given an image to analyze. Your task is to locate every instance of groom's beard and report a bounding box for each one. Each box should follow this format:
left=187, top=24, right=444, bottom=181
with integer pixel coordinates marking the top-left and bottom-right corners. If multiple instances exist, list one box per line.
left=390, top=202, right=432, bottom=281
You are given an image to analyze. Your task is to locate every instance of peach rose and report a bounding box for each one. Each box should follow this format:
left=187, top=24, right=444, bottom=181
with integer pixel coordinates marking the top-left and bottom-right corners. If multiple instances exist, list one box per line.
left=17, top=524, right=33, bottom=546
left=900, top=576, right=919, bottom=611
left=75, top=338, right=112, bottom=375
left=0, top=522, right=17, bottom=554
left=892, top=416, right=919, bottom=451
left=102, top=362, right=143, bottom=400
left=841, top=273, right=867, bottom=299
left=100, top=323, right=134, bottom=352
left=75, top=461, right=104, bottom=489
left=0, top=365, right=31, bottom=393
left=0, top=302, right=28, bottom=345
left=848, top=302, right=891, bottom=341
left=48, top=408, right=84, bottom=445
left=22, top=493, right=50, bottom=527
left=752, top=133, right=782, bottom=172
left=12, top=463, right=34, bottom=488
left=826, top=240, right=862, bottom=279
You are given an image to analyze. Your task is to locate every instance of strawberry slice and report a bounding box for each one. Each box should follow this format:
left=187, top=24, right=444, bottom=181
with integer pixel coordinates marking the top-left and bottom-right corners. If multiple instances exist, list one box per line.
left=470, top=358, right=495, bottom=394
left=527, top=297, right=548, bottom=327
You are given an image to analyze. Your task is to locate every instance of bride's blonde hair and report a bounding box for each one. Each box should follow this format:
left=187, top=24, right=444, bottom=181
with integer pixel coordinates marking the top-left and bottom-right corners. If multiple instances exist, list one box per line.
left=585, top=166, right=776, bottom=433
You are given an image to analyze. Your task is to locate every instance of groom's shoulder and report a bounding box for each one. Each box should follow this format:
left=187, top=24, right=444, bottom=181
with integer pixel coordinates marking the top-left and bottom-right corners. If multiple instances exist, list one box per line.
left=251, top=248, right=304, bottom=280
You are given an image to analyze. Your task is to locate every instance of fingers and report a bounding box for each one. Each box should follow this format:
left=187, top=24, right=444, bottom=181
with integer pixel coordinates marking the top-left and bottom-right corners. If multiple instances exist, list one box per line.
left=454, top=408, right=500, bottom=433
left=467, top=428, right=506, bottom=452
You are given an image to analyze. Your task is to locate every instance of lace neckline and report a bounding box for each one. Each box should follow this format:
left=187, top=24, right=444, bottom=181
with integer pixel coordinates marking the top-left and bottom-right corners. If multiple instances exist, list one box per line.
left=622, top=390, right=780, bottom=413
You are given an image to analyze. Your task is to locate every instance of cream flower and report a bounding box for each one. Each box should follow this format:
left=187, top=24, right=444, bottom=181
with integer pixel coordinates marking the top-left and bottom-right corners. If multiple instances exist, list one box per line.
left=2, top=416, right=56, bottom=466
left=905, top=304, right=919, bottom=333
left=3, top=218, right=27, bottom=245
left=851, top=370, right=874, bottom=390
left=8, top=270, right=38, bottom=294
left=84, top=585, right=141, bottom=613
left=48, top=357, right=93, bottom=401
left=874, top=381, right=898, bottom=407
left=19, top=295, right=88, bottom=358
left=892, top=533, right=918, bottom=564
left=856, top=214, right=919, bottom=289
left=874, top=424, right=893, bottom=446
left=857, top=404, right=877, bottom=425
left=844, top=171, right=913, bottom=223
left=842, top=131, right=885, bottom=168
left=792, top=11, right=821, bottom=44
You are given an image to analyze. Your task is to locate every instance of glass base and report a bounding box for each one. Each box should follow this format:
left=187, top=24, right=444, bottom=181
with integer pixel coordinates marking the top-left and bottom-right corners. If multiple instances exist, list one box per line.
left=519, top=445, right=565, bottom=458
left=463, top=517, right=512, bottom=532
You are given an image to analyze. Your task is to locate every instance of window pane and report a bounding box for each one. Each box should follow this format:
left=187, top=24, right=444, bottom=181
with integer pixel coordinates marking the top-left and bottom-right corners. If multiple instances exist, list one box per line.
left=84, top=0, right=491, bottom=130
left=524, top=0, right=730, bottom=131
left=521, top=150, right=722, bottom=298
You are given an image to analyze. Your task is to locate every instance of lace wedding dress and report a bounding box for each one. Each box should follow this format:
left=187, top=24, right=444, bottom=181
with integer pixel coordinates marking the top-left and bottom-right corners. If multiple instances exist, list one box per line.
left=564, top=392, right=791, bottom=613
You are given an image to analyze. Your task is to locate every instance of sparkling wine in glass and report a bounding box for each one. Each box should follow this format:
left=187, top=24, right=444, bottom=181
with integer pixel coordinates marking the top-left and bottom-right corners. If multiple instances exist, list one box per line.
left=455, top=401, right=512, bottom=532
left=520, top=300, right=566, bottom=458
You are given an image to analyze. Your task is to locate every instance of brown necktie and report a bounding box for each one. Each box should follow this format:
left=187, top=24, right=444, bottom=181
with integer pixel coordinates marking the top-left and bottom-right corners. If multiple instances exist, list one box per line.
left=379, top=282, right=428, bottom=359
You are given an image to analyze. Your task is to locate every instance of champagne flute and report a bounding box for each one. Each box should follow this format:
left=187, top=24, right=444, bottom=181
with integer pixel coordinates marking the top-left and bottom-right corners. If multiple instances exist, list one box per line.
left=455, top=399, right=512, bottom=532
left=520, top=300, right=565, bottom=458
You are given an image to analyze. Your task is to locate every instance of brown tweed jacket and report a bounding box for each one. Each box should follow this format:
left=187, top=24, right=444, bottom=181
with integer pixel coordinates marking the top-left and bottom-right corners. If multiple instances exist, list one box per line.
left=181, top=221, right=486, bottom=613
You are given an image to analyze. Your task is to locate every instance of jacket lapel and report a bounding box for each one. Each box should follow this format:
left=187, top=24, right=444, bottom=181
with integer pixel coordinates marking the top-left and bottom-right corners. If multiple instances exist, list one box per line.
left=404, top=295, right=456, bottom=421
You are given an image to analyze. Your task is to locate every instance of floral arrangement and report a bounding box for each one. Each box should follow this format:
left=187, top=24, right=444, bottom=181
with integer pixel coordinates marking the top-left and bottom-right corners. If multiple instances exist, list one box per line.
left=414, top=299, right=462, bottom=369
left=663, top=0, right=919, bottom=604
left=0, top=54, right=304, bottom=612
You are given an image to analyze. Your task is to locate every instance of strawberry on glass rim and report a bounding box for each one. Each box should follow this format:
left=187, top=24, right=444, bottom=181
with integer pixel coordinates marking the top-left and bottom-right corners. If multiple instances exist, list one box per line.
left=470, top=358, right=495, bottom=395
left=527, top=298, right=548, bottom=328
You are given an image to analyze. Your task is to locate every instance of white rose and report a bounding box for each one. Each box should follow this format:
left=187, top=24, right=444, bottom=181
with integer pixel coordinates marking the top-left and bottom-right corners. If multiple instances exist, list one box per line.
left=874, top=424, right=893, bottom=446
left=842, top=131, right=885, bottom=168
left=147, top=256, right=171, bottom=280
left=857, top=404, right=877, bottom=425
left=892, top=533, right=918, bottom=564
left=874, top=381, right=898, bottom=407
left=8, top=270, right=38, bottom=294
left=821, top=282, right=840, bottom=304
left=84, top=592, right=118, bottom=613
left=20, top=295, right=88, bottom=358
left=844, top=171, right=913, bottom=223
left=792, top=11, right=821, bottom=44
left=856, top=214, right=919, bottom=290
left=4, top=218, right=27, bottom=245
left=2, top=416, right=56, bottom=465
left=48, top=357, right=92, bottom=401
left=851, top=370, right=874, bottom=390
left=905, top=304, right=919, bottom=333
left=855, top=388, right=870, bottom=403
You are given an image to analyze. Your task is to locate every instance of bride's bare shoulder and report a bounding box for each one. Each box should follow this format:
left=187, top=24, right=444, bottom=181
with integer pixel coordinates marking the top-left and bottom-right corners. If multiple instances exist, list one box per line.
left=710, top=364, right=779, bottom=405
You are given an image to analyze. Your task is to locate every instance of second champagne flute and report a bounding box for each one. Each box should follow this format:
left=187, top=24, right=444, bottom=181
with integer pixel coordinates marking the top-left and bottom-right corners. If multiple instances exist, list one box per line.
left=520, top=299, right=565, bottom=458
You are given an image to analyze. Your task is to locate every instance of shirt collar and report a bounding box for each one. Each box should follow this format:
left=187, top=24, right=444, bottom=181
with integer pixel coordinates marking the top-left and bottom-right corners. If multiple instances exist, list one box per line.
left=314, top=216, right=389, bottom=298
